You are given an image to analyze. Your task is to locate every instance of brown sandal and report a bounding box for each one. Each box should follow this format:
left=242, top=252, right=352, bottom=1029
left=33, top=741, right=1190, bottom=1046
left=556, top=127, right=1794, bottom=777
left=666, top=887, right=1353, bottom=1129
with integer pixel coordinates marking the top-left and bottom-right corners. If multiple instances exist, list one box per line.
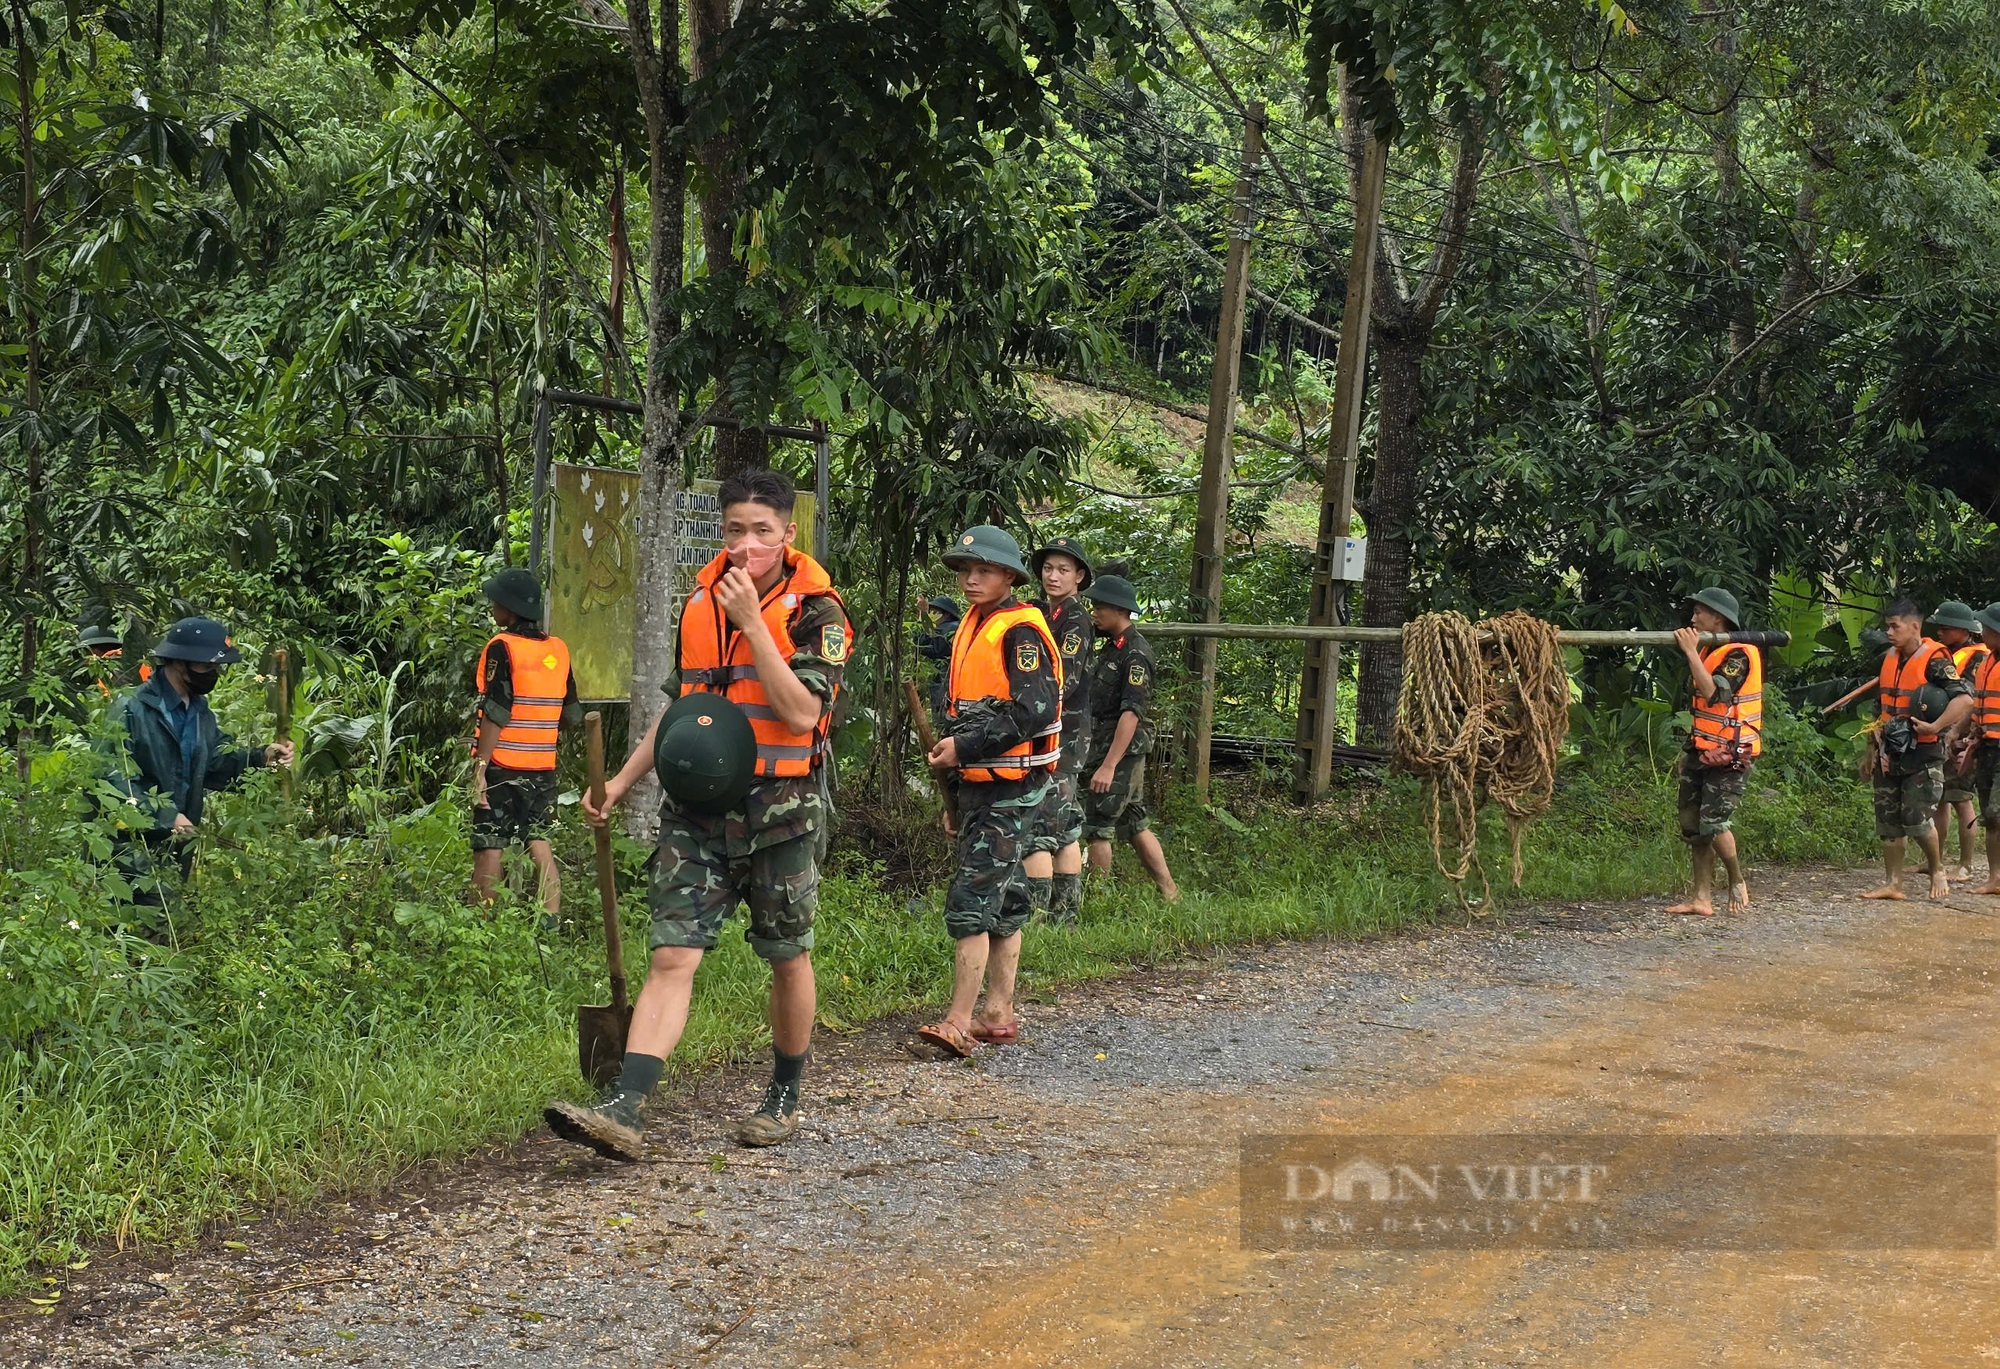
left=917, top=1021, right=977, bottom=1058
left=970, top=1018, right=1018, bottom=1044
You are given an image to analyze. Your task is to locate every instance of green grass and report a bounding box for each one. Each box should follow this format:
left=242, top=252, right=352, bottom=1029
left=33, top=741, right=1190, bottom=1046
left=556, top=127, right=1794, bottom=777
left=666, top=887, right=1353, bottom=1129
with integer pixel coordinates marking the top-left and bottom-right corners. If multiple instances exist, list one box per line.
left=0, top=756, right=1873, bottom=1296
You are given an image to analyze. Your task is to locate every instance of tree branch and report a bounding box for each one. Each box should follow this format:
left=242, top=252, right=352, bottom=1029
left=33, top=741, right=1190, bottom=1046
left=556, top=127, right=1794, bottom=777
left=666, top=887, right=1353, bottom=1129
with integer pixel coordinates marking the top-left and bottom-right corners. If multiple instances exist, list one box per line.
left=1413, top=128, right=1484, bottom=327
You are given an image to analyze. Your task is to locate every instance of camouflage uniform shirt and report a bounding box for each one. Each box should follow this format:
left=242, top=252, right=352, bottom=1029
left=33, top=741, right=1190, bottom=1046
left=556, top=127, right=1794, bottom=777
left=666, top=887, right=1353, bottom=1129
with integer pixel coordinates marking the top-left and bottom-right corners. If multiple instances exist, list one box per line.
left=1032, top=593, right=1095, bottom=774
left=1087, top=627, right=1155, bottom=766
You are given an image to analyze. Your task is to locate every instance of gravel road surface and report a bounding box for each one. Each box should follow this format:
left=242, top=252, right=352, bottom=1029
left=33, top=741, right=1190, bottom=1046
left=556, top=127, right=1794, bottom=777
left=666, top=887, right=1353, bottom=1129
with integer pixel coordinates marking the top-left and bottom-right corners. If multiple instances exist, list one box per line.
left=9, top=863, right=1998, bottom=1367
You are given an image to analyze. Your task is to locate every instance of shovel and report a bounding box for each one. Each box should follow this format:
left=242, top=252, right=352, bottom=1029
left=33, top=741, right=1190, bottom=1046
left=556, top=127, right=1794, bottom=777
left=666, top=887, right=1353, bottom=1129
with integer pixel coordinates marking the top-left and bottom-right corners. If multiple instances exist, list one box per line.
left=578, top=711, right=633, bottom=1088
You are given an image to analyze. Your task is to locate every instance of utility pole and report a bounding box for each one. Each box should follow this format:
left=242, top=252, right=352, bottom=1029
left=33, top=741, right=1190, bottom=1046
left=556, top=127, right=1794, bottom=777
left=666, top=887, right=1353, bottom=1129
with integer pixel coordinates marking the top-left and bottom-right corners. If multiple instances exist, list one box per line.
left=1188, top=101, right=1265, bottom=802
left=1293, top=133, right=1389, bottom=802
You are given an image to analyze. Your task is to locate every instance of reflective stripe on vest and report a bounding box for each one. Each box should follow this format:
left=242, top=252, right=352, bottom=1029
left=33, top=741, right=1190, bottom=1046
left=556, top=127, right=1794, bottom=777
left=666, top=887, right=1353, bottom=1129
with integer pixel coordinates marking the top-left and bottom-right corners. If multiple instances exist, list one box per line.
left=1690, top=644, right=1763, bottom=759
left=474, top=633, right=571, bottom=771
left=677, top=549, right=846, bottom=778
left=1878, top=639, right=1944, bottom=721
left=947, top=601, right=1062, bottom=783
left=1976, top=654, right=2000, bottom=742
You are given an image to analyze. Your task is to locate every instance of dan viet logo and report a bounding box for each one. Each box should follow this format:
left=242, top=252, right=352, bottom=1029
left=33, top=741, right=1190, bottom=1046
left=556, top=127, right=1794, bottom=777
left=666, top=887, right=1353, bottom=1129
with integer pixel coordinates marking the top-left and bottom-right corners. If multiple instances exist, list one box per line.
left=1239, top=1133, right=1999, bottom=1251
left=1285, top=1153, right=1609, bottom=1204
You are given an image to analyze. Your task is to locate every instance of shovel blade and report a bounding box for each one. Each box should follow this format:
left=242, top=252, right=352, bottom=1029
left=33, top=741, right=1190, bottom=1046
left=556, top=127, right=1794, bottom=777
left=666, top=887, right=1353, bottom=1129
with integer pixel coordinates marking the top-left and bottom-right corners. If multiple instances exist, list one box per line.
left=578, top=1003, right=634, bottom=1089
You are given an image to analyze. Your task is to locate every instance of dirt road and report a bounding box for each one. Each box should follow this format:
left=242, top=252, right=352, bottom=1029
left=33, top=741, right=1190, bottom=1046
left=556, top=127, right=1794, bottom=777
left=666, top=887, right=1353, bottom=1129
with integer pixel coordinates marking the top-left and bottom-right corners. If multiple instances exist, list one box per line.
left=12, top=864, right=1999, bottom=1367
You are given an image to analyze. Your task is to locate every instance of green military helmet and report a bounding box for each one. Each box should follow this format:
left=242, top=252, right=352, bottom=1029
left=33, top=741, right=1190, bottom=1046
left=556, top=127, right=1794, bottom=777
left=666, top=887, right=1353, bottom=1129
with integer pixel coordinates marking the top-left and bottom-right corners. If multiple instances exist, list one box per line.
left=1928, top=600, right=1982, bottom=634
left=483, top=567, right=545, bottom=621
left=1911, top=681, right=1951, bottom=725
left=1088, top=574, right=1142, bottom=615
left=1684, top=587, right=1741, bottom=629
left=153, top=616, right=242, bottom=664
left=77, top=619, right=123, bottom=650
left=942, top=525, right=1031, bottom=584
left=1979, top=603, right=2000, bottom=638
left=1030, top=535, right=1094, bottom=590
left=653, top=691, right=758, bottom=815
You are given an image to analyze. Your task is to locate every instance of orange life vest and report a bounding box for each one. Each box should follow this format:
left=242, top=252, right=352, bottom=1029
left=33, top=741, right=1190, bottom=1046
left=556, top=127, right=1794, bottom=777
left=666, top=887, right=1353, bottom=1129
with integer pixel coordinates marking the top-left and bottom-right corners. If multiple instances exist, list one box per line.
left=1690, top=643, right=1762, bottom=760
left=1953, top=643, right=1989, bottom=680
left=677, top=549, right=846, bottom=779
left=947, top=601, right=1062, bottom=784
left=1878, top=638, right=1944, bottom=721
left=1975, top=653, right=2000, bottom=742
left=474, top=632, right=571, bottom=770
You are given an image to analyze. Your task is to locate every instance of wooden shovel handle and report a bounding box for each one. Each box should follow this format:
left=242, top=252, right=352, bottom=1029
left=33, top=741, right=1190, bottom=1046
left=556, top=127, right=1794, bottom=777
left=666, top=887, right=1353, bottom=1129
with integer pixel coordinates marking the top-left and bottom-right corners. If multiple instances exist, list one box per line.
left=585, top=712, right=628, bottom=1010
left=272, top=648, right=294, bottom=801
left=904, top=680, right=938, bottom=755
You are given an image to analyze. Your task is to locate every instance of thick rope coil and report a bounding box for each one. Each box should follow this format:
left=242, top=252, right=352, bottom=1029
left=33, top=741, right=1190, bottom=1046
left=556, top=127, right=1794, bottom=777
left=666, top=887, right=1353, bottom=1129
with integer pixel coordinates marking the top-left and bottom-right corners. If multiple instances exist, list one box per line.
left=1393, top=609, right=1570, bottom=909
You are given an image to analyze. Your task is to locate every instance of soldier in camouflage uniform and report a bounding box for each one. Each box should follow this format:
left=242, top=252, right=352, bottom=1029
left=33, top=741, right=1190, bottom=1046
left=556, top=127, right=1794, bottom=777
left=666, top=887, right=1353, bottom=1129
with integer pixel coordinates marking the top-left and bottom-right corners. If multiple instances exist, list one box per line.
left=1082, top=575, right=1179, bottom=902
left=548, top=469, right=849, bottom=1159
left=1854, top=599, right=1971, bottom=902
left=916, top=526, right=1061, bottom=1057
left=1026, top=536, right=1095, bottom=922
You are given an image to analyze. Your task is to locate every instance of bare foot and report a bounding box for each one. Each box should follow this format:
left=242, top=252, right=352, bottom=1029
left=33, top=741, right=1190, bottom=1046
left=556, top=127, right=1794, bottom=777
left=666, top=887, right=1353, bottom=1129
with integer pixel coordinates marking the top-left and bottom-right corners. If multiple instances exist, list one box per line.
left=1664, top=899, right=1715, bottom=916
left=1930, top=873, right=1951, bottom=900
left=1955, top=866, right=1977, bottom=882
left=1859, top=884, right=1907, bottom=901
left=1727, top=882, right=1750, bottom=914
left=1976, top=881, right=2000, bottom=896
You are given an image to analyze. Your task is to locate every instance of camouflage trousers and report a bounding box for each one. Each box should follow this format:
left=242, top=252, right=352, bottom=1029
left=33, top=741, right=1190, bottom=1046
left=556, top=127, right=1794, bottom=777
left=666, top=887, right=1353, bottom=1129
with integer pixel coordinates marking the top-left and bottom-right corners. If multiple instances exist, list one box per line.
left=1975, top=746, right=2000, bottom=829
left=1081, top=753, right=1150, bottom=843
left=1873, top=763, right=1944, bottom=841
left=945, top=779, right=1048, bottom=941
left=1676, top=756, right=1750, bottom=842
left=1028, top=769, right=1085, bottom=856
left=471, top=768, right=558, bottom=851
left=649, top=816, right=819, bottom=963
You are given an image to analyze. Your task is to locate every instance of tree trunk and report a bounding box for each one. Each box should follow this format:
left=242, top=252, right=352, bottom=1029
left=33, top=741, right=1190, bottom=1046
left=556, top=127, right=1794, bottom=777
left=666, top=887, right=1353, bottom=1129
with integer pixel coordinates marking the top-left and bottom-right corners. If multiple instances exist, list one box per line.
left=1353, top=325, right=1427, bottom=747
left=688, top=0, right=767, bottom=479
left=624, top=0, right=688, bottom=840
left=12, top=0, right=42, bottom=780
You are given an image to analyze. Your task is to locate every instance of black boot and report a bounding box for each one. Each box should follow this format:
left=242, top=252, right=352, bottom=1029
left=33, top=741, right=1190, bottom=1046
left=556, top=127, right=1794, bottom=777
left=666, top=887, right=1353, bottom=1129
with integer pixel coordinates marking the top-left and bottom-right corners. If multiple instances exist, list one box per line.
left=545, top=1088, right=646, bottom=1162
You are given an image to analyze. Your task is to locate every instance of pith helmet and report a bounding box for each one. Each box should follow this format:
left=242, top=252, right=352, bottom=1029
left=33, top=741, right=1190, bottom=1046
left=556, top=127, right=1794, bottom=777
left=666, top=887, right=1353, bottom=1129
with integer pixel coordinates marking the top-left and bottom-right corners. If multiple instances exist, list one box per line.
left=926, top=595, right=961, bottom=621
left=654, top=691, right=757, bottom=815
left=1978, top=603, right=2000, bottom=637
left=483, top=567, right=545, bottom=621
left=1088, top=575, right=1142, bottom=615
left=77, top=620, right=123, bottom=650
left=942, top=525, right=1030, bottom=584
left=1684, top=587, right=1741, bottom=629
left=1928, top=600, right=1981, bottom=634
left=1030, top=536, right=1094, bottom=589
left=152, top=617, right=242, bottom=664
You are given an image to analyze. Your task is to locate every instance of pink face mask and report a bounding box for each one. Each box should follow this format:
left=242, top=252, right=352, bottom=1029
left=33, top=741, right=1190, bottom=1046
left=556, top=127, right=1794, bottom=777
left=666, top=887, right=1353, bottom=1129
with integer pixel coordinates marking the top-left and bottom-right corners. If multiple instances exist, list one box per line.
left=727, top=538, right=785, bottom=578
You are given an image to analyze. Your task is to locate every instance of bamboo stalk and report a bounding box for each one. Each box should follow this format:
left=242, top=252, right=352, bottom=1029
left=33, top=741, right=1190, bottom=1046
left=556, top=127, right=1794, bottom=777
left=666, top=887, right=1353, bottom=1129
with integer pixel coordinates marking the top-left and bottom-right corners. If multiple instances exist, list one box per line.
left=1141, top=623, right=1789, bottom=648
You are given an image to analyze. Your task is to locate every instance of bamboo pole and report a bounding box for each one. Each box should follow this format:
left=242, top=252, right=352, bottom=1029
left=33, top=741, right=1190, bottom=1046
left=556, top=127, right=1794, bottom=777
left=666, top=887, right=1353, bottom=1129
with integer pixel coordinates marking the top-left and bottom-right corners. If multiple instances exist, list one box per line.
left=1146, top=623, right=1790, bottom=648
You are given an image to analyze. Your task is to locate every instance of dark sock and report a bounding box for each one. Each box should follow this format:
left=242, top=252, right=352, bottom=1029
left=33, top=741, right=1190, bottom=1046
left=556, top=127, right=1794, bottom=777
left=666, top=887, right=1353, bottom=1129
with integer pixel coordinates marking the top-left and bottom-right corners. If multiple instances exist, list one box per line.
left=772, top=1047, right=807, bottom=1089
left=1052, top=872, right=1082, bottom=919
left=1027, top=875, right=1053, bottom=915
left=615, top=1052, right=664, bottom=1098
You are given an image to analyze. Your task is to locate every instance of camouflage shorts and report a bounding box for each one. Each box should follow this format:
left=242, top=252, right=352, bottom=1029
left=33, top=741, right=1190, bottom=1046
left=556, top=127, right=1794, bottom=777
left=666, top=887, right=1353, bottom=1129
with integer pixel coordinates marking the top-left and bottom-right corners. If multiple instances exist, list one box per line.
left=1081, top=755, right=1150, bottom=843
left=1676, top=757, right=1749, bottom=842
left=1976, top=747, right=2000, bottom=828
left=649, top=818, right=818, bottom=962
left=945, top=780, right=1047, bottom=941
left=1874, top=763, right=1944, bottom=840
left=1028, top=770, right=1084, bottom=855
left=471, top=768, right=558, bottom=851
left=1943, top=753, right=1978, bottom=806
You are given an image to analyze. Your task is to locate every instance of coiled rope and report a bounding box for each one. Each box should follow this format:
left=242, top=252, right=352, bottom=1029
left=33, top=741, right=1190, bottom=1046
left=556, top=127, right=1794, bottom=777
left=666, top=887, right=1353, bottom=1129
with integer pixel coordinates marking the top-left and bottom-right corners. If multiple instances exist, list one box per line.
left=1392, top=610, right=1571, bottom=909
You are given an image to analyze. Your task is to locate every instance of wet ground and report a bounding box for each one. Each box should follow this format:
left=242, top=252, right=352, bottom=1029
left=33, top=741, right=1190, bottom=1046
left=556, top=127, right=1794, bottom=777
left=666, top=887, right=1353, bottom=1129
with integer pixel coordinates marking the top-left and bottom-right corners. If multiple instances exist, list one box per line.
left=8, top=863, right=1998, bottom=1367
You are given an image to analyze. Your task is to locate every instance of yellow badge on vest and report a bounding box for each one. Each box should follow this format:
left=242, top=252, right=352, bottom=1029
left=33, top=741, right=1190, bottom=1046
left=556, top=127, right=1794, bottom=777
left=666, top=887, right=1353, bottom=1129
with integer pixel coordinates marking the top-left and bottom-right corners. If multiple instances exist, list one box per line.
left=542, top=653, right=560, bottom=671
left=1015, top=640, right=1041, bottom=673
left=820, top=623, right=850, bottom=664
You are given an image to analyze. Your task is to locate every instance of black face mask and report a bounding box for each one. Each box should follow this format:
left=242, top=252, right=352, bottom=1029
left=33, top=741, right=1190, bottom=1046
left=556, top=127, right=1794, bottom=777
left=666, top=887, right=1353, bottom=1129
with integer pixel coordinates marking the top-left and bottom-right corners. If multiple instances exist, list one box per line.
left=184, top=667, right=221, bottom=696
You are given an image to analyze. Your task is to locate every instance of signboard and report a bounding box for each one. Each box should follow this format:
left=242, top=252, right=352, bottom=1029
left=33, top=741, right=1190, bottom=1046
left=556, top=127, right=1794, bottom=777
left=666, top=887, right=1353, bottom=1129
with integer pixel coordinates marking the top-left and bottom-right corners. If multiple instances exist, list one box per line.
left=546, top=464, right=815, bottom=702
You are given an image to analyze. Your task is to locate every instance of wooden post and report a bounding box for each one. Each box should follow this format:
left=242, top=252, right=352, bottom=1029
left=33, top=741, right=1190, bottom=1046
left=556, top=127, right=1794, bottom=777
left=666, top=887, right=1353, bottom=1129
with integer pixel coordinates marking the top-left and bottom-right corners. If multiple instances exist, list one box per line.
left=1188, top=101, right=1265, bottom=802
left=1293, top=133, right=1388, bottom=802
left=272, top=647, right=293, bottom=802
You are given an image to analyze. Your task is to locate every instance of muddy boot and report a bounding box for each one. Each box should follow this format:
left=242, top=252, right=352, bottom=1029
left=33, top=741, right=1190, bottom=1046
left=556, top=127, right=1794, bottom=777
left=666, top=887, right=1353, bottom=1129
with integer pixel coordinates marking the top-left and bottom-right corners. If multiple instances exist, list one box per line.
left=544, top=1089, right=646, bottom=1162
left=733, top=1080, right=801, bottom=1148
